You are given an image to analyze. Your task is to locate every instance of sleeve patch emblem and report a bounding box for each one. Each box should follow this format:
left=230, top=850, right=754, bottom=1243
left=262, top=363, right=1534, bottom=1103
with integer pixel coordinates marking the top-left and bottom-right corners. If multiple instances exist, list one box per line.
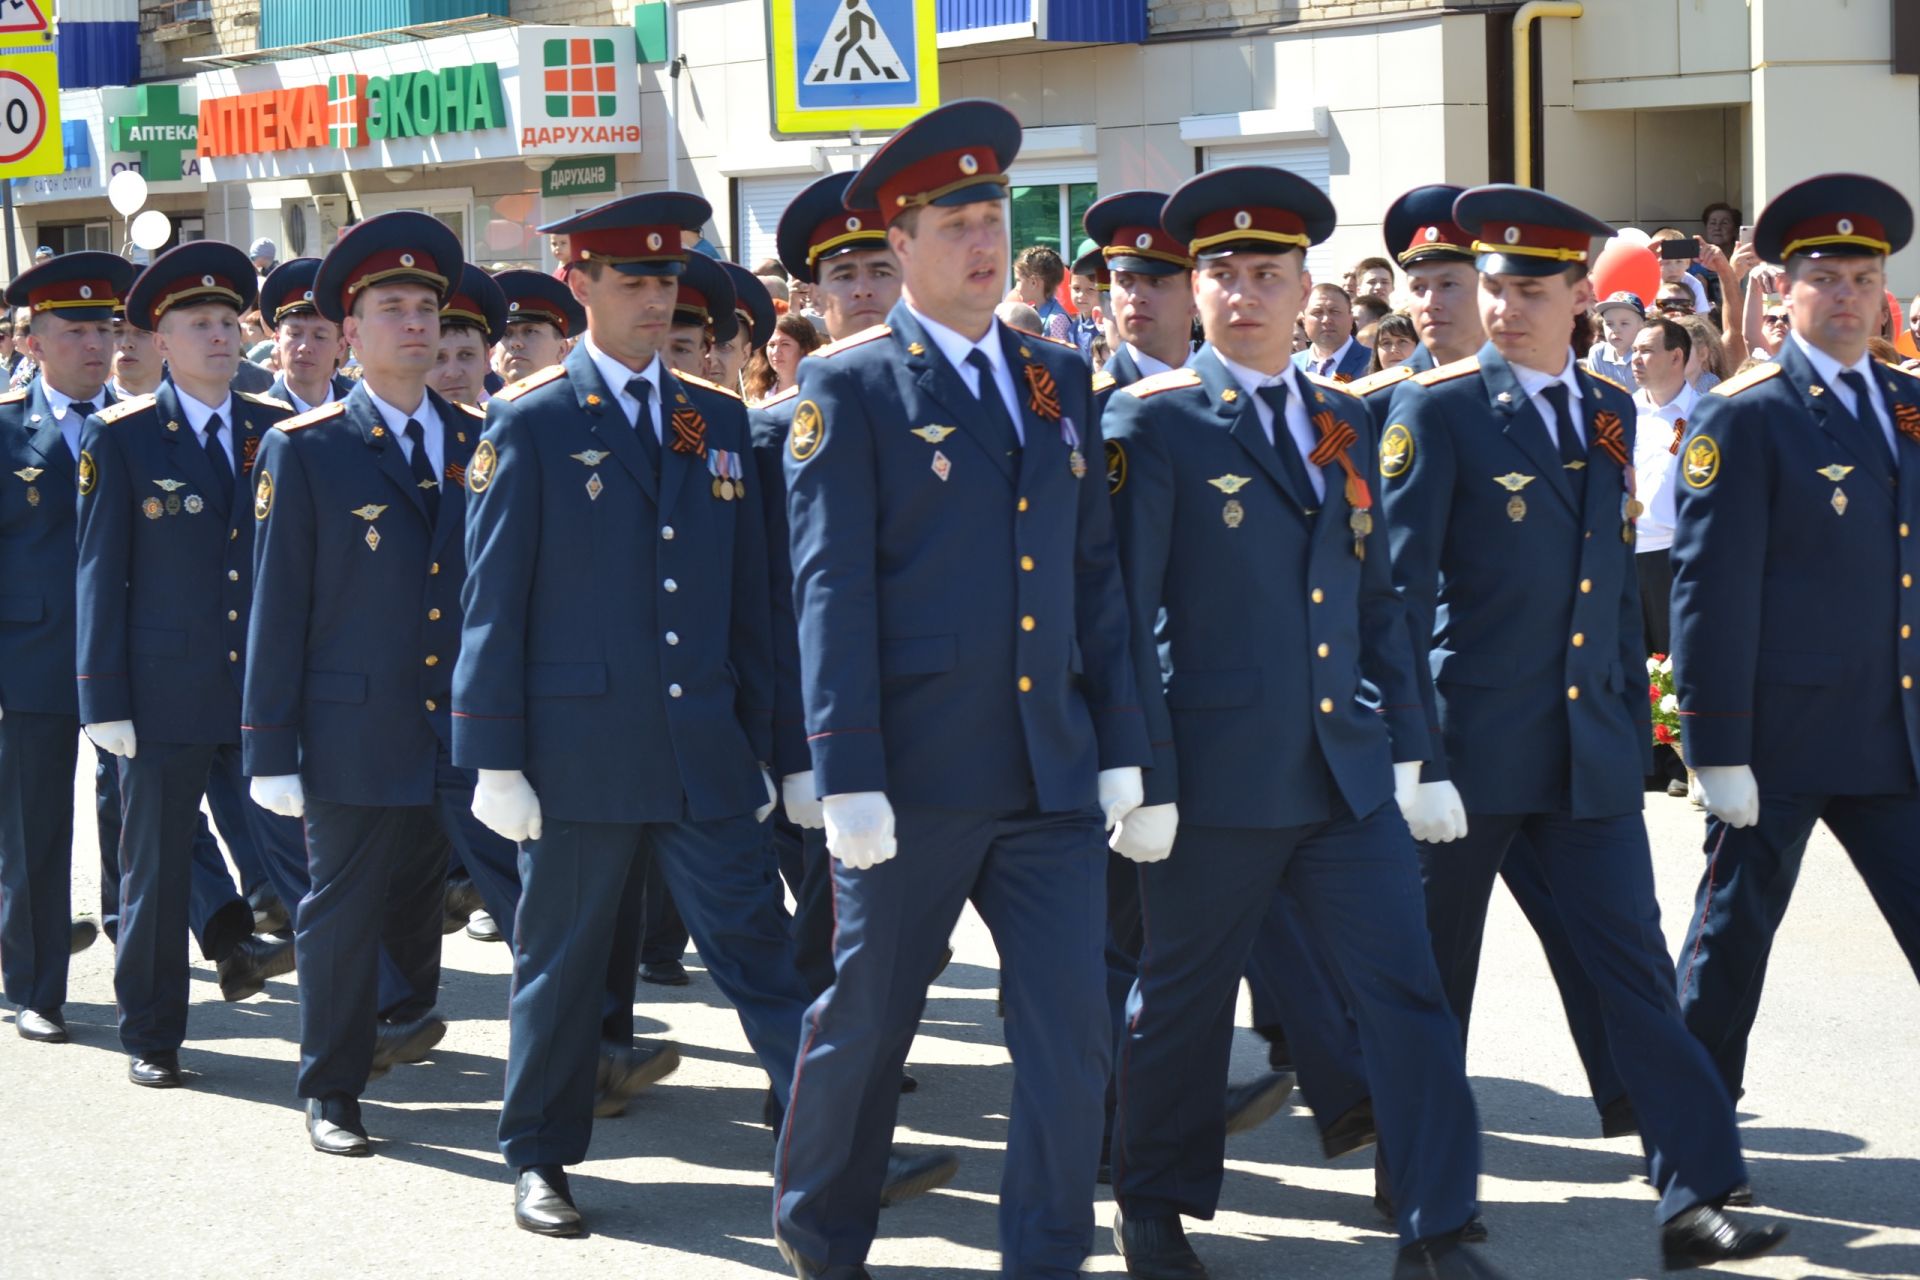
left=1683, top=434, right=1720, bottom=489
left=468, top=439, right=498, bottom=494
left=790, top=400, right=824, bottom=463
left=1379, top=423, right=1414, bottom=478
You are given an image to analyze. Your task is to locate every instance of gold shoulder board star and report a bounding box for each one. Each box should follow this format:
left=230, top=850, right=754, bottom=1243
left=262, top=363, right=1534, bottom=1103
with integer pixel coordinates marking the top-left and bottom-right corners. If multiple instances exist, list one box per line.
left=350, top=504, right=388, bottom=521
left=1494, top=473, right=1536, bottom=491
left=1817, top=464, right=1855, bottom=481
left=571, top=450, right=610, bottom=467
left=1809, top=384, right=1825, bottom=396
left=911, top=426, right=956, bottom=443
left=1220, top=388, right=1239, bottom=403
left=13, top=466, right=43, bottom=482
left=1208, top=474, right=1253, bottom=494
left=154, top=478, right=186, bottom=492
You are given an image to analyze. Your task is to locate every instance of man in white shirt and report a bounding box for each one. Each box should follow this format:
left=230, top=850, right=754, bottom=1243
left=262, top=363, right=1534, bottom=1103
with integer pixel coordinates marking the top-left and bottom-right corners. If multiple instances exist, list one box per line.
left=1629, top=315, right=1697, bottom=793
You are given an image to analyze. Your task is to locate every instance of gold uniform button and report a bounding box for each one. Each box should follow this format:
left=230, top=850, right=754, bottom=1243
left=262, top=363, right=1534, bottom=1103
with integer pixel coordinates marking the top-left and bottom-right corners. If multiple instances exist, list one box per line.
left=1906, top=676, right=1915, bottom=690
left=1319, top=698, right=1334, bottom=714
left=1905, top=625, right=1914, bottom=639
left=425, top=699, right=437, bottom=711
left=428, top=608, right=441, bottom=621
left=1579, top=578, right=1592, bottom=594
left=1903, top=523, right=1911, bottom=538
left=1316, top=643, right=1330, bottom=658
left=1018, top=676, right=1033, bottom=692
left=1018, top=497, right=1029, bottom=512
left=229, top=529, right=238, bottom=541
left=1020, top=555, right=1035, bottom=571
left=425, top=655, right=439, bottom=667
left=227, top=650, right=238, bottom=663
left=1571, top=633, right=1585, bottom=647
left=1567, top=685, right=1580, bottom=700
left=430, top=562, right=441, bottom=575
left=1310, top=588, right=1324, bottom=604
left=1905, top=574, right=1914, bottom=589
left=1020, top=616, right=1036, bottom=632
left=227, top=610, right=238, bottom=622
left=227, top=570, right=239, bottom=582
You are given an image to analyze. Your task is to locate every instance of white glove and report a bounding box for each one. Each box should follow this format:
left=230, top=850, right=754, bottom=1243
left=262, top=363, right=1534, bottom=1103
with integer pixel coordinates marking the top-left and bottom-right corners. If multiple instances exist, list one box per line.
left=1406, top=780, right=1469, bottom=844
left=84, top=720, right=137, bottom=758
left=249, top=773, right=306, bottom=819
left=473, top=768, right=543, bottom=843
left=756, top=767, right=778, bottom=823
left=1111, top=802, right=1178, bottom=863
left=1393, top=761, right=1421, bottom=818
left=1694, top=765, right=1760, bottom=829
left=1098, top=766, right=1144, bottom=830
left=822, top=791, right=897, bottom=870
left=782, top=770, right=825, bottom=830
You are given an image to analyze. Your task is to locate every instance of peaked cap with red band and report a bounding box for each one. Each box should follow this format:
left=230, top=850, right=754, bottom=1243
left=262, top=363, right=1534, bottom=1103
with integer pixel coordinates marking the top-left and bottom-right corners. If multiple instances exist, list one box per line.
left=1752, top=172, right=1913, bottom=265
left=3, top=251, right=138, bottom=323
left=1084, top=190, right=1191, bottom=277
left=494, top=268, right=586, bottom=337
left=538, top=191, right=710, bottom=277
left=673, top=252, right=739, bottom=344
left=721, top=261, right=776, bottom=350
left=442, top=263, right=508, bottom=345
left=1161, top=166, right=1337, bottom=260
left=258, top=257, right=324, bottom=327
left=777, top=171, right=889, bottom=284
left=313, top=210, right=460, bottom=323
left=1383, top=184, right=1474, bottom=267
left=843, top=100, right=1022, bottom=227
left=125, top=241, right=257, bottom=331
left=1452, top=184, right=1614, bottom=278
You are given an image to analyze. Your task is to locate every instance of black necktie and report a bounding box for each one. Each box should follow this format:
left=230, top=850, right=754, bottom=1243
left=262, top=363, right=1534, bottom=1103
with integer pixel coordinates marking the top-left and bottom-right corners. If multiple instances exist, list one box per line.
left=1255, top=382, right=1320, bottom=513
left=403, top=419, right=440, bottom=523
left=1540, top=382, right=1586, bottom=514
left=1837, top=369, right=1898, bottom=474
left=627, top=376, right=662, bottom=478
left=203, top=412, right=235, bottom=497
left=965, top=350, right=1022, bottom=463
left=71, top=399, right=95, bottom=419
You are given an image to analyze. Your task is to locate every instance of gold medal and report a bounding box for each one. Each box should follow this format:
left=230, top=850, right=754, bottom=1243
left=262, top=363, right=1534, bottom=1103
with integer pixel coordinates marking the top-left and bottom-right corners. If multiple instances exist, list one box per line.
left=25, top=485, right=38, bottom=507
left=721, top=478, right=736, bottom=501
left=1507, top=493, right=1527, bottom=523
left=1222, top=499, right=1244, bottom=528
left=713, top=477, right=725, bottom=499
left=142, top=497, right=163, bottom=520
left=1349, top=508, right=1371, bottom=561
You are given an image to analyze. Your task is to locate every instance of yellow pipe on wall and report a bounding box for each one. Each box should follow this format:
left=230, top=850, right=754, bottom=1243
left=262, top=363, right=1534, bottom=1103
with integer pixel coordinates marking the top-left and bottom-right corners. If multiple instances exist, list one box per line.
left=1513, top=1, right=1584, bottom=188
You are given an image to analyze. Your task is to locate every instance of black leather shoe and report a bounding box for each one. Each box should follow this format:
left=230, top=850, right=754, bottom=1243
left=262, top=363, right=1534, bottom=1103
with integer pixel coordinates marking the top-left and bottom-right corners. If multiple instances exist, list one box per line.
left=218, top=935, right=296, bottom=1001
left=899, top=1070, right=918, bottom=1094
left=878, top=1147, right=959, bottom=1208
left=593, top=1040, right=681, bottom=1117
left=465, top=909, right=504, bottom=942
left=1599, top=1093, right=1640, bottom=1139
left=16, top=1008, right=67, bottom=1043
left=1321, top=1097, right=1376, bottom=1159
left=514, top=1165, right=583, bottom=1237
left=1376, top=1187, right=1489, bottom=1244
left=69, top=918, right=99, bottom=955
left=128, top=1051, right=182, bottom=1088
left=444, top=878, right=485, bottom=933
left=777, top=1236, right=873, bottom=1279
left=1393, top=1233, right=1511, bottom=1277
left=1223, top=1070, right=1295, bottom=1137
left=641, top=959, right=691, bottom=986
left=1718, top=1183, right=1754, bottom=1208
left=1660, top=1204, right=1787, bottom=1270
left=367, top=1013, right=448, bottom=1081
left=1112, top=1208, right=1208, bottom=1279
left=306, top=1097, right=370, bottom=1156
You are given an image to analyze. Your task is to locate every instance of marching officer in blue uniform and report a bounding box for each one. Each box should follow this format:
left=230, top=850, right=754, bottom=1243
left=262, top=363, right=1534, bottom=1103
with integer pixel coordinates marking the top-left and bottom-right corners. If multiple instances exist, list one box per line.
left=245, top=212, right=482, bottom=1154
left=774, top=100, right=1150, bottom=1280
left=492, top=269, right=584, bottom=387
left=1671, top=174, right=1920, bottom=1100
left=260, top=258, right=354, bottom=413
left=1100, top=165, right=1494, bottom=1280
left=1348, top=185, right=1631, bottom=1142
left=1380, top=184, right=1787, bottom=1269
left=1086, top=191, right=1196, bottom=420
left=753, top=170, right=900, bottom=1000
left=75, top=242, right=297, bottom=1088
left=454, top=191, right=862, bottom=1238
left=0, top=252, right=132, bottom=1043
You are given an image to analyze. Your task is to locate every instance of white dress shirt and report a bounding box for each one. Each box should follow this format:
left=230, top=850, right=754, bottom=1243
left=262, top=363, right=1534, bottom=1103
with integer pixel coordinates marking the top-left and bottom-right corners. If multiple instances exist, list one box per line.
left=1310, top=336, right=1357, bottom=379
left=1790, top=329, right=1896, bottom=456
left=1631, top=381, right=1698, bottom=553
left=1509, top=350, right=1586, bottom=450
left=1127, top=343, right=1180, bottom=379
left=584, top=333, right=664, bottom=441
left=910, top=304, right=1024, bottom=442
left=363, top=383, right=443, bottom=482
left=283, top=380, right=337, bottom=415
left=1215, top=350, right=1325, bottom=501
left=41, top=380, right=108, bottom=460
left=174, top=385, right=238, bottom=471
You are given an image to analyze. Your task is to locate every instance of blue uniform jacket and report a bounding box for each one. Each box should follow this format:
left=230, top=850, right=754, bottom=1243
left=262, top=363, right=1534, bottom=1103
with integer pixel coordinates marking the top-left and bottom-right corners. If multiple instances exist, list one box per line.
left=1381, top=344, right=1651, bottom=818
left=1670, top=342, right=1920, bottom=793
left=0, top=381, right=115, bottom=715
left=76, top=380, right=287, bottom=743
left=1349, top=362, right=1419, bottom=434
left=1093, top=343, right=1148, bottom=421
left=1292, top=340, right=1373, bottom=383
left=452, top=344, right=774, bottom=825
left=266, top=372, right=356, bottom=411
left=749, top=384, right=811, bottom=780
left=243, top=383, right=482, bottom=805
left=784, top=303, right=1150, bottom=813
left=1103, top=349, right=1428, bottom=828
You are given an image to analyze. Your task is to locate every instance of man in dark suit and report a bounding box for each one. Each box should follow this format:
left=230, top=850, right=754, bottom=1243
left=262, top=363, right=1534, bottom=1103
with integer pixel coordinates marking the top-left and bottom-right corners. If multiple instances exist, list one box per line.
left=246, top=213, right=482, bottom=1154
left=76, top=242, right=296, bottom=1088
left=1671, top=173, right=1920, bottom=1100
left=1381, top=184, right=1786, bottom=1269
left=0, top=253, right=134, bottom=1043
left=1292, top=282, right=1371, bottom=382
left=773, top=100, right=1149, bottom=1280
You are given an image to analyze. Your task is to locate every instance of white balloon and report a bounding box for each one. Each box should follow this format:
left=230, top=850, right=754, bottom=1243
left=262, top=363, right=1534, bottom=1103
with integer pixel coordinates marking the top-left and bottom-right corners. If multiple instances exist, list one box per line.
left=1612, top=227, right=1651, bottom=247
left=130, top=209, right=173, bottom=252
left=107, top=169, right=148, bottom=217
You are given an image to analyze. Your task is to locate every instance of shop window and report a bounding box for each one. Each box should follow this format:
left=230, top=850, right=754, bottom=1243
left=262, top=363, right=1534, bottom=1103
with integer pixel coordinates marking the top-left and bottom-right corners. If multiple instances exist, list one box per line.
left=1009, top=181, right=1096, bottom=261
left=476, top=193, right=543, bottom=269
left=40, top=222, right=113, bottom=255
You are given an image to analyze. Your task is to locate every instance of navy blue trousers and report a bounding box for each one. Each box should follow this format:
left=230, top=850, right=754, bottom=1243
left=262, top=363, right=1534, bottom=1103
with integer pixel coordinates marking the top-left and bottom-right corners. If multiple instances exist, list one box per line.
left=295, top=791, right=449, bottom=1102
left=776, top=805, right=1109, bottom=1278
left=639, top=853, right=691, bottom=966
left=1242, top=892, right=1371, bottom=1125
left=1678, top=790, right=1920, bottom=1097
left=1115, top=805, right=1480, bottom=1244
left=0, top=711, right=78, bottom=1014
left=500, top=812, right=808, bottom=1170
left=771, top=818, right=836, bottom=999
left=1423, top=811, right=1746, bottom=1219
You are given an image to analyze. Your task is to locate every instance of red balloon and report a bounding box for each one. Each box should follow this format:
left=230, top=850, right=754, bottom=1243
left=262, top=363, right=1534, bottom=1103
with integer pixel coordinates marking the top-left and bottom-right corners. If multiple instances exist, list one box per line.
left=1590, top=240, right=1660, bottom=304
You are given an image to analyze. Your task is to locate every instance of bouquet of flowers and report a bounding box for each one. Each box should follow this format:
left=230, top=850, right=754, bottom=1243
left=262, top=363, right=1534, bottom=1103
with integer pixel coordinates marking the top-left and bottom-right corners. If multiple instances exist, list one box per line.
left=1648, top=654, right=1681, bottom=751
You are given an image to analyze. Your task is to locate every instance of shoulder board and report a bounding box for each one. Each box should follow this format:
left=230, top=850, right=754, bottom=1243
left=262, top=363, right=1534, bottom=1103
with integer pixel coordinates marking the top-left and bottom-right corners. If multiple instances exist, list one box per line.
left=237, top=390, right=291, bottom=410
left=1123, top=368, right=1204, bottom=399
left=494, top=364, right=567, bottom=402
left=277, top=401, right=347, bottom=432
left=0, top=387, right=26, bottom=405
left=1584, top=368, right=1631, bottom=396
left=675, top=371, right=742, bottom=401
left=1413, top=356, right=1481, bottom=386
left=455, top=401, right=487, bottom=418
left=1709, top=360, right=1783, bottom=398
left=1092, top=370, right=1117, bottom=393
left=1036, top=332, right=1077, bottom=351
left=1879, top=357, right=1920, bottom=381
left=760, top=385, right=800, bottom=407
left=96, top=394, right=155, bottom=424
left=1304, top=371, right=1362, bottom=396
left=1347, top=364, right=1415, bottom=397
left=814, top=324, right=892, bottom=359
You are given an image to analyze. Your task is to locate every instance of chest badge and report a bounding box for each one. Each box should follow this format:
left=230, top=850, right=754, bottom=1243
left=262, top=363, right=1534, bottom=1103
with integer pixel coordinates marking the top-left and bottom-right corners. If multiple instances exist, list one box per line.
left=14, top=466, right=43, bottom=483
left=571, top=450, right=609, bottom=467
left=1831, top=487, right=1849, bottom=516
left=1817, top=464, right=1855, bottom=482
left=351, top=504, right=388, bottom=551
left=1222, top=499, right=1245, bottom=528
left=154, top=478, right=186, bottom=492
left=586, top=473, right=604, bottom=502
left=1208, top=474, right=1252, bottom=495
left=931, top=450, right=952, bottom=482
left=911, top=425, right=956, bottom=443
left=1069, top=448, right=1087, bottom=479
left=142, top=497, right=164, bottom=520
left=1494, top=472, right=1535, bottom=523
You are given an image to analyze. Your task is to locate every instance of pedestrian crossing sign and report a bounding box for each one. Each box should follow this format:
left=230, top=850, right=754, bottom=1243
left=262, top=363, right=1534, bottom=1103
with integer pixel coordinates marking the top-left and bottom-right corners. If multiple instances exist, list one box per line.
left=768, top=0, right=938, bottom=137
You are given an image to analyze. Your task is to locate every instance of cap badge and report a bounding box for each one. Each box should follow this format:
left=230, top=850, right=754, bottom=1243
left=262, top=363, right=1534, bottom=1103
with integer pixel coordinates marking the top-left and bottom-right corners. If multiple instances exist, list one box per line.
left=1425, top=228, right=1439, bottom=242
left=79, top=285, right=93, bottom=299
left=302, top=290, right=313, bottom=301
left=1233, top=211, right=1252, bottom=230
left=400, top=254, right=416, bottom=268
left=958, top=153, right=979, bottom=175
left=1838, top=218, right=1855, bottom=236
left=847, top=216, right=862, bottom=232
left=1503, top=226, right=1521, bottom=245
left=1135, top=233, right=1153, bottom=249
left=648, top=232, right=664, bottom=251
left=509, top=301, right=521, bottom=312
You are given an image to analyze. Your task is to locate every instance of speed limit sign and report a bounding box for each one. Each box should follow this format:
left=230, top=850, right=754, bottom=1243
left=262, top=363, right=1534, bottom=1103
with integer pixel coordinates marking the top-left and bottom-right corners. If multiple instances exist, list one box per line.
left=0, top=53, right=61, bottom=177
